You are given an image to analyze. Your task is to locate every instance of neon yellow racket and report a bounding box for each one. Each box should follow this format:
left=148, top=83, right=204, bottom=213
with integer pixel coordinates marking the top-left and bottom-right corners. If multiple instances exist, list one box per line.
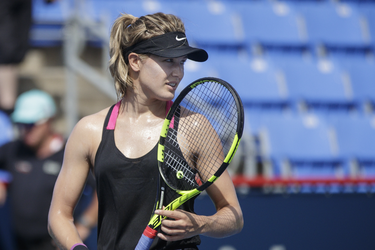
left=135, top=77, right=244, bottom=250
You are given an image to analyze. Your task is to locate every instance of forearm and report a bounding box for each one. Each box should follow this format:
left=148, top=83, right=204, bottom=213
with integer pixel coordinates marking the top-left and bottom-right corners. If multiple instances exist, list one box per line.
left=75, top=193, right=98, bottom=240
left=200, top=204, right=244, bottom=238
left=48, top=211, right=84, bottom=250
left=157, top=203, right=243, bottom=242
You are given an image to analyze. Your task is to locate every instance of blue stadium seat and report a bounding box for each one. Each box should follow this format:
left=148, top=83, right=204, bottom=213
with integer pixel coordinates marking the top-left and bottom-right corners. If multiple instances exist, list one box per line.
left=85, top=0, right=244, bottom=48
left=357, top=2, right=375, bottom=49
left=330, top=115, right=375, bottom=178
left=209, top=54, right=289, bottom=111
left=0, top=111, right=13, bottom=147
left=280, top=58, right=354, bottom=114
left=258, top=114, right=341, bottom=179
left=31, top=0, right=69, bottom=46
left=232, top=1, right=307, bottom=49
left=86, top=0, right=175, bottom=25
left=209, top=52, right=291, bottom=135
left=343, top=61, right=375, bottom=113
left=296, top=1, right=371, bottom=50
left=0, top=111, right=13, bottom=183
left=0, top=110, right=13, bottom=184
left=365, top=14, right=375, bottom=49
left=0, top=111, right=13, bottom=249
left=167, top=1, right=244, bottom=48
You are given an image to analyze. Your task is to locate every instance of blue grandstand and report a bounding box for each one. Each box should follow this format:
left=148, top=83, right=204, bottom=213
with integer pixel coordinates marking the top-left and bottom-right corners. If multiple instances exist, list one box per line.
left=1, top=1, right=372, bottom=249
left=29, top=0, right=375, bottom=187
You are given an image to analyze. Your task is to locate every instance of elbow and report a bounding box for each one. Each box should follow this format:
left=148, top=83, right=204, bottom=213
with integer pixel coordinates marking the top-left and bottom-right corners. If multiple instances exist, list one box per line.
left=47, top=216, right=54, bottom=238
left=232, top=208, right=244, bottom=235
left=47, top=209, right=57, bottom=239
left=227, top=204, right=244, bottom=236
left=236, top=215, right=244, bottom=234
left=47, top=223, right=52, bottom=237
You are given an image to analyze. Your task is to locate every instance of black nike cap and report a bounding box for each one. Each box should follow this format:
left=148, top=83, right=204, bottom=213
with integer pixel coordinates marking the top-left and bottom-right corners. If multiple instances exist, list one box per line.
left=122, top=32, right=208, bottom=63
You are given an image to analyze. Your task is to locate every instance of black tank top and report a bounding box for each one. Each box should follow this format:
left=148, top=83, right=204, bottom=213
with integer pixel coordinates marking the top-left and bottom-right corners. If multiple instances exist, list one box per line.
left=94, top=102, right=200, bottom=250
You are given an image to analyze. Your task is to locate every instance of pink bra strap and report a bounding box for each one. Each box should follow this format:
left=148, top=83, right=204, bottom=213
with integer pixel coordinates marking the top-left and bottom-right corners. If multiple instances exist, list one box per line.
left=106, top=100, right=174, bottom=130
left=166, top=100, right=175, bottom=129
left=106, top=101, right=121, bottom=130
left=166, top=100, right=173, bottom=113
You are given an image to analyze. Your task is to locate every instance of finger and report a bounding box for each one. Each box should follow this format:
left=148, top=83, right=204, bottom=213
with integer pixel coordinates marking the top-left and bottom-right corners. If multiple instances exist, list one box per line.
left=160, top=216, right=188, bottom=231
left=157, top=232, right=183, bottom=242
left=160, top=224, right=185, bottom=236
left=155, top=209, right=182, bottom=219
left=160, top=218, right=178, bottom=228
left=157, top=232, right=168, bottom=241
left=161, top=216, right=189, bottom=230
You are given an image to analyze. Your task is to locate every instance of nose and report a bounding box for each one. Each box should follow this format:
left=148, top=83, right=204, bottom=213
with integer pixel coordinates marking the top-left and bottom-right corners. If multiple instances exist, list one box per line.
left=172, top=61, right=184, bottom=79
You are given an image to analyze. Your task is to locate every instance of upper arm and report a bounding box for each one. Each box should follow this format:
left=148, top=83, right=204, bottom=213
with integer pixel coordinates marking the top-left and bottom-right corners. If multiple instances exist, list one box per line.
left=49, top=115, right=102, bottom=219
left=181, top=113, right=224, bottom=182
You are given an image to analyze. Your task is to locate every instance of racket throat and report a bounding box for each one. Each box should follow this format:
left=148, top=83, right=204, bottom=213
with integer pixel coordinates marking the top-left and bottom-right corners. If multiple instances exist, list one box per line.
left=164, top=189, right=201, bottom=211
left=158, top=187, right=165, bottom=210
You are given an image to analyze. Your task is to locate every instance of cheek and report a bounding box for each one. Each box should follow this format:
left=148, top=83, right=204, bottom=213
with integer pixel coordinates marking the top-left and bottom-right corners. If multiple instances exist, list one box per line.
left=140, top=60, right=169, bottom=83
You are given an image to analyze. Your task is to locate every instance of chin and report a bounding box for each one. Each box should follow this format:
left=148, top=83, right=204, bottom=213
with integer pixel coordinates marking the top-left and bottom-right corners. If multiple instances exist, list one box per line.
left=162, top=92, right=175, bottom=101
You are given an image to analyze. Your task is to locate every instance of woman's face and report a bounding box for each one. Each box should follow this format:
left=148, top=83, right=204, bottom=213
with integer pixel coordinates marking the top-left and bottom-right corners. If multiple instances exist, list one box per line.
left=136, top=55, right=187, bottom=101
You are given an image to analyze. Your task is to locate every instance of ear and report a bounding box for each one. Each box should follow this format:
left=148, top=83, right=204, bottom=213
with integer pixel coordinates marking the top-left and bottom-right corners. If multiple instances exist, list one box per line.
left=128, top=53, right=141, bottom=72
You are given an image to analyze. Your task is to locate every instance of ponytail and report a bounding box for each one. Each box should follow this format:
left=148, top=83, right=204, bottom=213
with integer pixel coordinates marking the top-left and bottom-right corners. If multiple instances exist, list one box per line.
left=109, top=14, right=136, bottom=99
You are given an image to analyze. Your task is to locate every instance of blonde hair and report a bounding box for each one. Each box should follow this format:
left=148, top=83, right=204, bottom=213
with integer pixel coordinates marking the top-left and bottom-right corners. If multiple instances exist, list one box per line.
left=109, top=12, right=186, bottom=99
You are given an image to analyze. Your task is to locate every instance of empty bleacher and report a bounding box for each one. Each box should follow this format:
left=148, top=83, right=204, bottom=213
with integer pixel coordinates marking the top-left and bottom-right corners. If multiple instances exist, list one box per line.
left=26, top=0, right=375, bottom=193
left=0, top=1, right=372, bottom=250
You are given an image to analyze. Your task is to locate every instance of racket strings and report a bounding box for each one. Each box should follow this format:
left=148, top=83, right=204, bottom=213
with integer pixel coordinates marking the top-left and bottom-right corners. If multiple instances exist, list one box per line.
left=164, top=128, right=199, bottom=189
left=162, top=80, right=239, bottom=190
left=182, top=81, right=238, bottom=154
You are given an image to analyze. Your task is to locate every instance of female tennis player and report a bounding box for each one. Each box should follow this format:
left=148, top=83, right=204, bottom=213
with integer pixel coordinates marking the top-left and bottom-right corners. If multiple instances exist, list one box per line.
left=48, top=12, right=243, bottom=250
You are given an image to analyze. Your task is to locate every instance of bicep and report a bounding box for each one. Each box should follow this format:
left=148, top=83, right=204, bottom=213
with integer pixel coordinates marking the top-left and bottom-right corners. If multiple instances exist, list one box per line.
left=191, top=115, right=224, bottom=182
left=50, top=120, right=94, bottom=218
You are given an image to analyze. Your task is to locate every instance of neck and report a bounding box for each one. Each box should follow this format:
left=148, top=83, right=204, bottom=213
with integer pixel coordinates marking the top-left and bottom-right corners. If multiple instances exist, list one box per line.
left=120, top=96, right=166, bottom=119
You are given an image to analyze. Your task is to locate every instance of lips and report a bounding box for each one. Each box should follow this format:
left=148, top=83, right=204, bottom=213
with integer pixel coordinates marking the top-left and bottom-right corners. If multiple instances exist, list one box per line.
left=166, top=82, right=178, bottom=90
left=167, top=82, right=177, bottom=87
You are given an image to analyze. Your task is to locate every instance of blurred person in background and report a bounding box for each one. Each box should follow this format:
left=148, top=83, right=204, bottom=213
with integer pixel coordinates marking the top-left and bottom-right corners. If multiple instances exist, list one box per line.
left=0, top=89, right=98, bottom=250
left=0, top=0, right=55, bottom=116
left=0, top=110, right=15, bottom=250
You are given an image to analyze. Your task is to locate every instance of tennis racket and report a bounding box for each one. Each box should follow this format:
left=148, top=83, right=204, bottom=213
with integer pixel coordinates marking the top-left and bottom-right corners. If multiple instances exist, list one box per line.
left=135, top=77, right=244, bottom=250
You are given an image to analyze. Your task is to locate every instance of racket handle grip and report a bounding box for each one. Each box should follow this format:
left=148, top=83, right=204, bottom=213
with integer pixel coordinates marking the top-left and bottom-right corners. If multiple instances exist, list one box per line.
left=134, top=226, right=157, bottom=250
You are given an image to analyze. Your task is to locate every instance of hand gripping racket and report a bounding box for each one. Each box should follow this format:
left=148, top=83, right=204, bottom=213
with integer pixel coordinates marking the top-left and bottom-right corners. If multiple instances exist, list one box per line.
left=135, top=77, right=244, bottom=250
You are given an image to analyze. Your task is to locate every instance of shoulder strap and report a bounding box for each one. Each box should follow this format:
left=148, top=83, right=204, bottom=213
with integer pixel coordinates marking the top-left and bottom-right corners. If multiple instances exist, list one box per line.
left=106, top=101, right=121, bottom=130
left=166, top=100, right=176, bottom=129
left=106, top=100, right=173, bottom=131
left=166, top=100, right=173, bottom=113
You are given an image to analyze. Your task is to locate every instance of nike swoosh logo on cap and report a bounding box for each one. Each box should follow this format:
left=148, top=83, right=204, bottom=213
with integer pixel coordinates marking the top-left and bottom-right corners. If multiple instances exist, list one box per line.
left=176, top=35, right=187, bottom=41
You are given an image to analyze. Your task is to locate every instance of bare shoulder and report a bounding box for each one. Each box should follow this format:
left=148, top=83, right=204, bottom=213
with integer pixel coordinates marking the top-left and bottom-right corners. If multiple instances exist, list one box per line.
left=72, top=107, right=110, bottom=136
left=180, top=106, right=210, bottom=130
left=76, top=107, right=110, bottom=134
left=67, top=107, right=112, bottom=159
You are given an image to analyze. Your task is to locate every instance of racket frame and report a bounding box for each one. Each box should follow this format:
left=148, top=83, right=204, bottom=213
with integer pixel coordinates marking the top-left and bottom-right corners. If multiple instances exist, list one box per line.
left=156, top=77, right=243, bottom=213
left=136, top=77, right=244, bottom=250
